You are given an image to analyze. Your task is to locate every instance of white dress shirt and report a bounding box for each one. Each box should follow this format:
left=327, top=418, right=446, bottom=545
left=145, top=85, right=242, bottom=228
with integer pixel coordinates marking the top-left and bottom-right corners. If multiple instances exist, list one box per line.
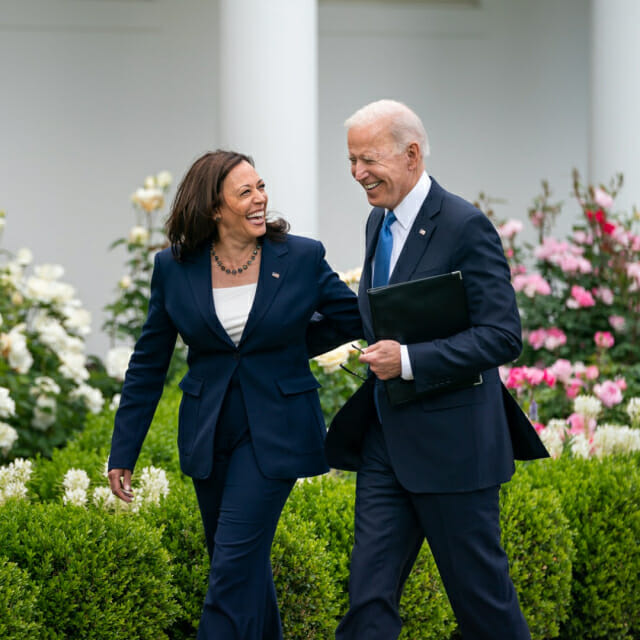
left=212, top=283, right=257, bottom=346
left=373, top=171, right=431, bottom=380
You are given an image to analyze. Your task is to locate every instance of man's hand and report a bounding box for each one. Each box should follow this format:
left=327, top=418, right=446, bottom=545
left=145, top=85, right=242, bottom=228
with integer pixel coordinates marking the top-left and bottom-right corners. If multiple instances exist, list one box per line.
left=359, top=340, right=402, bottom=380
left=108, top=468, right=134, bottom=503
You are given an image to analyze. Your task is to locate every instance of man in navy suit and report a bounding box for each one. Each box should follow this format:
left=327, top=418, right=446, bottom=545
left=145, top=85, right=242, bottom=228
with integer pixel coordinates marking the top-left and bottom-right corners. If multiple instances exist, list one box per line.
left=335, top=100, right=531, bottom=639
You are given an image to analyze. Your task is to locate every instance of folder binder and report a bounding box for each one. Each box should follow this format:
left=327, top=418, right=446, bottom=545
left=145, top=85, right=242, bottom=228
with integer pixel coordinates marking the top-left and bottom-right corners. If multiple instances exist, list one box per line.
left=367, top=271, right=482, bottom=406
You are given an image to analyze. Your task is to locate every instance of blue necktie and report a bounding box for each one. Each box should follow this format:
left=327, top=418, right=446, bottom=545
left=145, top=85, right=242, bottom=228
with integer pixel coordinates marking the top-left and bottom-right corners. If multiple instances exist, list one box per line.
left=372, top=210, right=396, bottom=288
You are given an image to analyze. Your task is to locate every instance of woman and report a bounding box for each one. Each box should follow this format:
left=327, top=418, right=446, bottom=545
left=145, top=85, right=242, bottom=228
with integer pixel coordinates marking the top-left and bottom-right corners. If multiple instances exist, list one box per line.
left=108, top=150, right=362, bottom=639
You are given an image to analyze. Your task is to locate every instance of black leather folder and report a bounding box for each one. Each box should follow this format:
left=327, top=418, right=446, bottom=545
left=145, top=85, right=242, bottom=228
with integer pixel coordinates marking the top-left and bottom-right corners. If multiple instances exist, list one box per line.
left=367, top=271, right=482, bottom=406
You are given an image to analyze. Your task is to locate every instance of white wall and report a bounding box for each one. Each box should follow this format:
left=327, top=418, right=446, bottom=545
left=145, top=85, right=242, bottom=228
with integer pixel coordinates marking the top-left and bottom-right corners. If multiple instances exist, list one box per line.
left=0, top=0, right=591, bottom=358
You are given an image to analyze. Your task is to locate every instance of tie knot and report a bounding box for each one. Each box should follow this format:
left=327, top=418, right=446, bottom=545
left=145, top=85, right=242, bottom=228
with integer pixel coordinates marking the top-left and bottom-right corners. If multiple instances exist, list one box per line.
left=384, top=210, right=396, bottom=229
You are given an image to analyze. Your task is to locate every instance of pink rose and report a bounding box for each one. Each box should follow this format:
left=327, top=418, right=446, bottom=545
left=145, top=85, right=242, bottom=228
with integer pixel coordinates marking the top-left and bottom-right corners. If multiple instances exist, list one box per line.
left=544, top=327, right=567, bottom=350
left=594, top=187, right=614, bottom=209
left=566, top=285, right=595, bottom=309
left=524, top=367, right=545, bottom=386
left=608, top=315, right=626, bottom=332
left=615, top=377, right=627, bottom=391
left=565, top=379, right=583, bottom=399
left=593, top=287, right=614, bottom=305
left=498, top=219, right=523, bottom=240
left=584, top=365, right=600, bottom=381
left=593, top=380, right=623, bottom=408
left=506, top=367, right=527, bottom=389
left=527, top=329, right=546, bottom=350
left=512, top=273, right=552, bottom=297
left=594, top=331, right=615, bottom=349
left=550, top=358, right=573, bottom=383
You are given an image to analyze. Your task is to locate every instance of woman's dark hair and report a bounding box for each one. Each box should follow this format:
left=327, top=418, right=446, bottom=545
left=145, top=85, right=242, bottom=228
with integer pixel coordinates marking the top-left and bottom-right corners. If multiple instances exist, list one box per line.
left=165, top=150, right=289, bottom=260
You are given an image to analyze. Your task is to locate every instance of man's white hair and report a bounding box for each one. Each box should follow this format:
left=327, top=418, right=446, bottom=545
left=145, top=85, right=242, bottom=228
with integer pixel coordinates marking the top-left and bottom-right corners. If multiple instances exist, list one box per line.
left=344, top=99, right=430, bottom=157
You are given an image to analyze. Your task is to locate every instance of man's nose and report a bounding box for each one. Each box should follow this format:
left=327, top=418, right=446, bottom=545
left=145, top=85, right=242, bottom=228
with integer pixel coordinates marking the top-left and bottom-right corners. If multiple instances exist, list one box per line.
left=353, top=162, right=368, bottom=181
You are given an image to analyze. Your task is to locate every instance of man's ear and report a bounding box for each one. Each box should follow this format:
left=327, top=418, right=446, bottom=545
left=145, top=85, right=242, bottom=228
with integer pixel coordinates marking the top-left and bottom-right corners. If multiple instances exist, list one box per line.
left=406, top=142, right=421, bottom=170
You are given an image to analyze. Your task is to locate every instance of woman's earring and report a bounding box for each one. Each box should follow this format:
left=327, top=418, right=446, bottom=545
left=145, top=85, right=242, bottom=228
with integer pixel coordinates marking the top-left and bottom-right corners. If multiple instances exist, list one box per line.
left=214, top=213, right=222, bottom=222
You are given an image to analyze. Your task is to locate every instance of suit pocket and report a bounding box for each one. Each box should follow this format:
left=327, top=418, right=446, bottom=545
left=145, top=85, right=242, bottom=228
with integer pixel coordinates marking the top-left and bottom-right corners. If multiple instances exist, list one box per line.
left=420, top=379, right=486, bottom=411
left=276, top=374, right=321, bottom=395
left=178, top=372, right=204, bottom=455
left=277, top=374, right=325, bottom=450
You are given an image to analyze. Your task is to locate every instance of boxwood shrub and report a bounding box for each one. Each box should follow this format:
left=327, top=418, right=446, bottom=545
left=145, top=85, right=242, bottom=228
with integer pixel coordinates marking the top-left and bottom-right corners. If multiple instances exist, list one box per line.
left=0, top=556, right=42, bottom=639
left=0, top=500, right=179, bottom=639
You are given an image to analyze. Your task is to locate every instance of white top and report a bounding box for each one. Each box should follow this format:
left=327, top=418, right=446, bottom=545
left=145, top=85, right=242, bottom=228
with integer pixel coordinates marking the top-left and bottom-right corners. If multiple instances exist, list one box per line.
left=212, top=283, right=257, bottom=346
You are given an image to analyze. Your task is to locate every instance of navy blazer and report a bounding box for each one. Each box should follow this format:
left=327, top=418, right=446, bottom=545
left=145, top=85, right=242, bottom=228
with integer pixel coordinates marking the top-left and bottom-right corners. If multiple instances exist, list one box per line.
left=109, top=234, right=362, bottom=480
left=359, top=178, right=523, bottom=493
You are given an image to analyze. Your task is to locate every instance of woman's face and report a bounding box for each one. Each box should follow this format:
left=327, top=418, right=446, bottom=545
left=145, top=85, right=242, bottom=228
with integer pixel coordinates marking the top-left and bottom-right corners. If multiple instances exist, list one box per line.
left=217, top=161, right=268, bottom=243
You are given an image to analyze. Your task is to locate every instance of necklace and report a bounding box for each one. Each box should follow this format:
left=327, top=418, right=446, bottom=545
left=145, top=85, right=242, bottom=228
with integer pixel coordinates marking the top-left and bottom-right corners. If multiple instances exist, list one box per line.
left=211, top=241, right=260, bottom=275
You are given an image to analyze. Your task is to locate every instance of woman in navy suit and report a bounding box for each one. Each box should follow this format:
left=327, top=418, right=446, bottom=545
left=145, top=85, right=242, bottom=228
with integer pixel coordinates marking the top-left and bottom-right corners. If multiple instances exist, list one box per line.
left=107, top=150, right=362, bottom=639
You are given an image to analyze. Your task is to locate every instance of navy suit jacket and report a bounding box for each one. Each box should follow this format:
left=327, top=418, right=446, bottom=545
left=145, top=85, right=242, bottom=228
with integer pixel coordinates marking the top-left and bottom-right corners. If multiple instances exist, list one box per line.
left=359, top=178, right=523, bottom=493
left=108, top=234, right=362, bottom=480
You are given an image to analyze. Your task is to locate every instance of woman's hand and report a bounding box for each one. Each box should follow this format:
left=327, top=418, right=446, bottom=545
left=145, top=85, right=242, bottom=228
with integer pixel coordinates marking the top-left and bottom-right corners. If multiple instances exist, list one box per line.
left=108, top=468, right=134, bottom=503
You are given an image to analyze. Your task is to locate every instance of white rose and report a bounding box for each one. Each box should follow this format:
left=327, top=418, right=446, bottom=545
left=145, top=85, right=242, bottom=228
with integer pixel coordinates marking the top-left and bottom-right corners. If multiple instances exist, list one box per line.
left=314, top=343, right=352, bottom=374
left=106, top=346, right=133, bottom=381
left=128, top=225, right=150, bottom=246
left=62, top=306, right=92, bottom=336
left=16, top=248, right=33, bottom=266
left=0, top=422, right=18, bottom=456
left=118, top=275, right=133, bottom=290
left=131, top=187, right=164, bottom=213
left=109, top=393, right=121, bottom=411
left=144, top=175, right=156, bottom=189
left=70, top=383, right=104, bottom=414
left=34, top=264, right=65, bottom=281
left=0, top=388, right=16, bottom=419
left=156, top=171, right=172, bottom=189
left=31, top=395, right=56, bottom=431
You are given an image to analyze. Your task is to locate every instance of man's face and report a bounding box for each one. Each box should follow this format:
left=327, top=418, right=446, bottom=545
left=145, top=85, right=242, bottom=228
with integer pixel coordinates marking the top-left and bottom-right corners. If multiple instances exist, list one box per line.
left=347, top=119, right=416, bottom=210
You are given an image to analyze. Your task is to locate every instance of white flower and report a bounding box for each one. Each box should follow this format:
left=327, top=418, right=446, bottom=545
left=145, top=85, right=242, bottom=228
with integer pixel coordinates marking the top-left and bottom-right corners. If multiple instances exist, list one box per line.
left=626, top=397, right=640, bottom=426
left=0, top=312, right=2, bottom=327
left=6, top=458, right=32, bottom=484
left=16, top=248, right=33, bottom=266
left=0, top=387, right=16, bottom=419
left=0, top=422, right=18, bottom=456
left=143, top=175, right=156, bottom=189
left=131, top=187, right=164, bottom=213
left=58, top=351, right=90, bottom=383
left=32, top=376, right=61, bottom=396
left=118, top=275, right=132, bottom=290
left=26, top=276, right=75, bottom=304
left=0, top=458, right=32, bottom=500
left=539, top=426, right=565, bottom=459
left=35, top=263, right=65, bottom=280
left=109, top=393, right=121, bottom=411
left=156, top=171, right=172, bottom=189
left=0, top=481, right=28, bottom=503
left=31, top=395, right=56, bottom=430
left=70, top=383, right=104, bottom=414
left=570, top=433, right=593, bottom=459
left=137, top=466, right=170, bottom=505
left=0, top=262, right=22, bottom=287
left=314, top=343, right=352, bottom=374
left=63, top=488, right=88, bottom=507
left=106, top=346, right=133, bottom=381
left=63, top=468, right=91, bottom=492
left=1, top=325, right=33, bottom=374
left=573, top=395, right=602, bottom=420
left=0, top=218, right=4, bottom=232
left=592, top=424, right=640, bottom=458
left=128, top=225, right=150, bottom=246
left=92, top=485, right=118, bottom=509
left=62, top=305, right=92, bottom=336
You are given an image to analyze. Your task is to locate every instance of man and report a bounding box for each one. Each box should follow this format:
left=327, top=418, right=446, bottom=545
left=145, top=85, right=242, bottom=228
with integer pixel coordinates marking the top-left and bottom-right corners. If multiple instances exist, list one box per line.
left=335, top=100, right=531, bottom=639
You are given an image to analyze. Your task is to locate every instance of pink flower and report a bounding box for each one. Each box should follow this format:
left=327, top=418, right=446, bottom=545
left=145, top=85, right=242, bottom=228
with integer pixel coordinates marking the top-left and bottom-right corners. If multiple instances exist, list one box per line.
left=566, top=285, right=595, bottom=309
left=544, top=327, right=567, bottom=350
left=530, top=210, right=544, bottom=228
left=565, top=378, right=583, bottom=399
left=584, top=365, right=600, bottom=381
left=594, top=331, right=615, bottom=349
left=533, top=422, right=545, bottom=434
left=567, top=412, right=585, bottom=434
left=527, top=329, right=547, bottom=350
left=594, top=187, right=614, bottom=209
left=593, top=380, right=623, bottom=408
left=543, top=369, right=556, bottom=387
left=498, top=219, right=523, bottom=240
left=512, top=273, right=552, bottom=297
left=615, top=377, right=627, bottom=391
left=550, top=358, right=573, bottom=383
left=592, top=287, right=614, bottom=305
left=608, top=315, right=626, bottom=332
left=524, top=367, right=546, bottom=386
left=573, top=230, right=593, bottom=245
left=506, top=367, right=527, bottom=389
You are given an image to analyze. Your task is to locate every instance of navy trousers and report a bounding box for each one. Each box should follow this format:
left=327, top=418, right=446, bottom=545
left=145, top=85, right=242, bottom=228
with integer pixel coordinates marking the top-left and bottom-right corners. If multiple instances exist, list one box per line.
left=192, top=374, right=295, bottom=640
left=336, top=420, right=530, bottom=640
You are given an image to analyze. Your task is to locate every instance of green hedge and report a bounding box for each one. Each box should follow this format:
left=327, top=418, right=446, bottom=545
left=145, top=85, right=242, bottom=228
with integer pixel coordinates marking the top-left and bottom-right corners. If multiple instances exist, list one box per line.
left=0, top=556, right=42, bottom=639
left=520, top=455, right=640, bottom=640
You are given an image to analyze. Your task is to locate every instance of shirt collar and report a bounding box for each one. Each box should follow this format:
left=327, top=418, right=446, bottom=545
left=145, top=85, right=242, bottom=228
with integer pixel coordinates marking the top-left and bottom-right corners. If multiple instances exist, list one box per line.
left=387, top=171, right=431, bottom=229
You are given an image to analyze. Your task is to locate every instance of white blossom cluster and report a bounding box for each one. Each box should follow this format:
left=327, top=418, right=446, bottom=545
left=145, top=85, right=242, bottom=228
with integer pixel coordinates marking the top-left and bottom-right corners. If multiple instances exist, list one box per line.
left=106, top=346, right=133, bottom=382
left=0, top=458, right=32, bottom=505
left=573, top=395, right=603, bottom=420
left=62, top=464, right=170, bottom=512
left=0, top=386, right=18, bottom=456
left=538, top=419, right=567, bottom=459
left=591, top=425, right=640, bottom=458
left=626, top=397, right=640, bottom=426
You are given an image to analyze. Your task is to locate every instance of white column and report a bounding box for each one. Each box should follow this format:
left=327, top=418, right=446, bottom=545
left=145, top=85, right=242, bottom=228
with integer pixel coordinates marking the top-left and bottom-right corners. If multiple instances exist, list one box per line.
left=218, top=0, right=318, bottom=237
left=590, top=0, right=640, bottom=212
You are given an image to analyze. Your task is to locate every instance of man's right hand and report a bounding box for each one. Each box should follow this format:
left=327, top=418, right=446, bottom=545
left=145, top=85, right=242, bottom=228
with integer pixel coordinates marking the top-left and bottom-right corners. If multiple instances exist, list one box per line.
left=108, top=468, right=134, bottom=503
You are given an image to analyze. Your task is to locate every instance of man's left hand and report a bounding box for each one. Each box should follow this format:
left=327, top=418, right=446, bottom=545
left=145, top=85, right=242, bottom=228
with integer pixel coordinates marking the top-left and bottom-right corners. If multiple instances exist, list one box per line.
left=359, top=340, right=402, bottom=380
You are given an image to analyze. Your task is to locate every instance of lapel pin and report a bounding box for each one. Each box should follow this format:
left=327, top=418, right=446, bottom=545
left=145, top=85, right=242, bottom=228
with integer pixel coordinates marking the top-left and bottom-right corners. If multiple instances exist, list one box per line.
left=272, top=272, right=280, bottom=278
left=418, top=228, right=426, bottom=236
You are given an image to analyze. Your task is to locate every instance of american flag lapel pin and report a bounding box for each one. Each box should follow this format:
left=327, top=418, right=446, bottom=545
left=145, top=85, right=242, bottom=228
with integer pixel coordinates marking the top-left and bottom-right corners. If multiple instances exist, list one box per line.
left=272, top=272, right=280, bottom=278
left=419, top=228, right=426, bottom=236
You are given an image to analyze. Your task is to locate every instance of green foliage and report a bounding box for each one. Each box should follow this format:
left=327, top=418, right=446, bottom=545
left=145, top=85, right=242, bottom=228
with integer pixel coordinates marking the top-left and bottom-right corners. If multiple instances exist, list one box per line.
left=0, top=500, right=179, bottom=639
left=0, top=556, right=42, bottom=639
left=521, top=454, right=640, bottom=639
left=272, top=510, right=340, bottom=640
left=501, top=468, right=574, bottom=639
